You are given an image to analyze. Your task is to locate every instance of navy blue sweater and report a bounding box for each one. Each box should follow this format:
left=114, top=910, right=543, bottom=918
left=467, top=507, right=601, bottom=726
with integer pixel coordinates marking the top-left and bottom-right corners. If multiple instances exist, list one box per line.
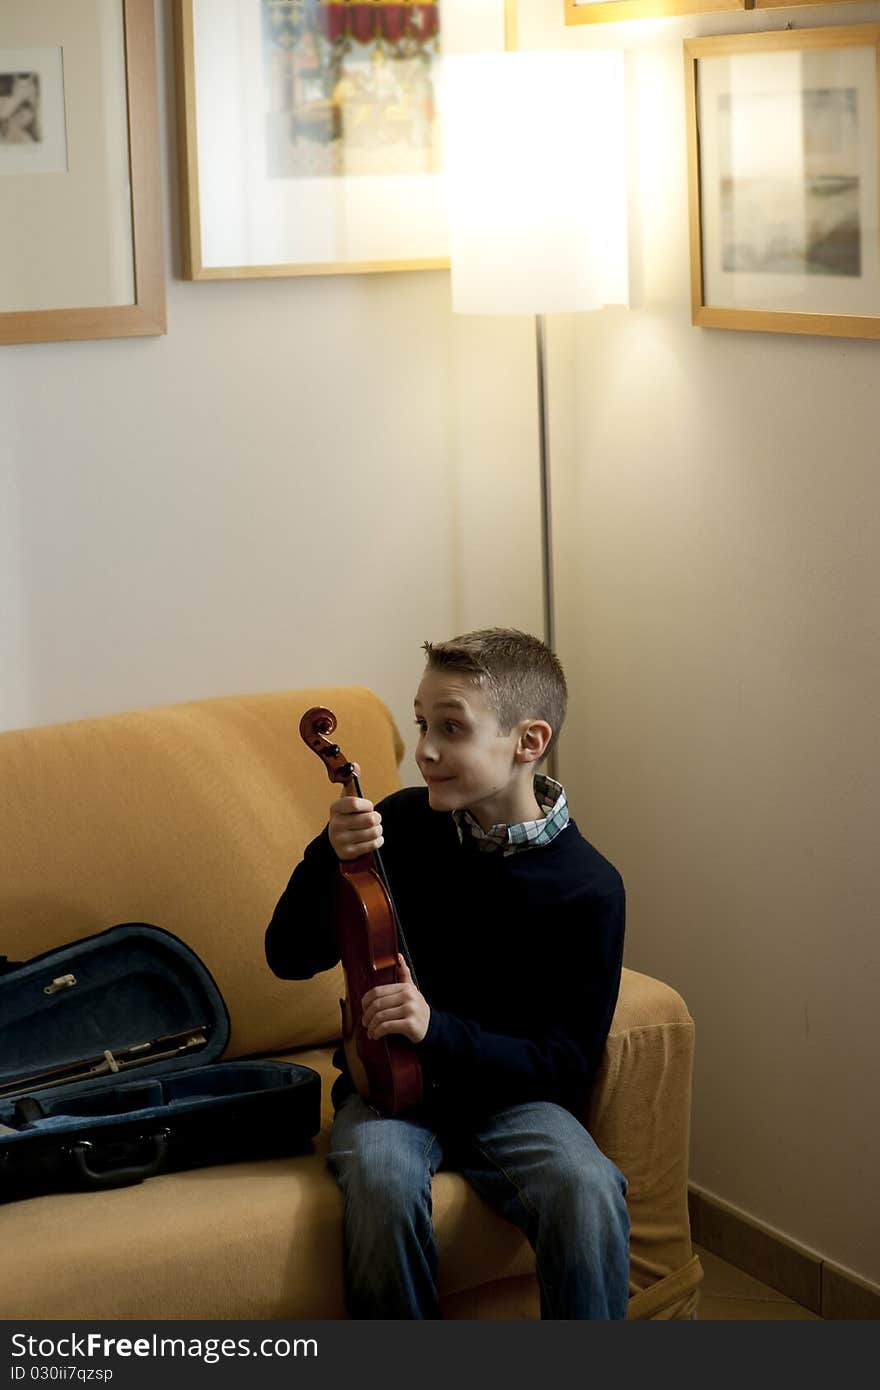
left=265, top=787, right=625, bottom=1122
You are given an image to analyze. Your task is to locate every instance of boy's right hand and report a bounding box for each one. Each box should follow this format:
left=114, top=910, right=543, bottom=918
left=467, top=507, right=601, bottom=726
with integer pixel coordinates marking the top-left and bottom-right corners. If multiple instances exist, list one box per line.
left=328, top=766, right=384, bottom=861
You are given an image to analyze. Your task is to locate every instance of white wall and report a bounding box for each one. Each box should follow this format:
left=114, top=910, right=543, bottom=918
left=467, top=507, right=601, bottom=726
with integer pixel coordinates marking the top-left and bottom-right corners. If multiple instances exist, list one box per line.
left=521, top=1, right=880, bottom=1285
left=0, top=0, right=543, bottom=790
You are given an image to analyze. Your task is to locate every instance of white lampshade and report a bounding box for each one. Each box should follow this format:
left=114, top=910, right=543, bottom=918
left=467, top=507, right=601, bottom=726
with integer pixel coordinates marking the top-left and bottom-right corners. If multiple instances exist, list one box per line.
left=443, top=50, right=628, bottom=315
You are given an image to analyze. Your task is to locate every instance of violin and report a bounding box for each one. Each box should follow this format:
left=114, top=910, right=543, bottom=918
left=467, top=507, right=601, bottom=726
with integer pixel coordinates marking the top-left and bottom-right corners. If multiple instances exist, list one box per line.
left=299, top=707, right=423, bottom=1116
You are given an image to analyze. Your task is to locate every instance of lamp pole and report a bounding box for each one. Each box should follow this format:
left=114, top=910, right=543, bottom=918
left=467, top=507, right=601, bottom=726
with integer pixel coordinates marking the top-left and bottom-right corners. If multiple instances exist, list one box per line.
left=444, top=49, right=628, bottom=785
left=535, top=312, right=559, bottom=780
left=535, top=313, right=554, bottom=660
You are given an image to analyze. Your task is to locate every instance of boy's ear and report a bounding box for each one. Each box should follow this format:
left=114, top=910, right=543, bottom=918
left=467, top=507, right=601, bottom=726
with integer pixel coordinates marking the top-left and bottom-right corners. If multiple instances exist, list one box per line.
left=516, top=720, right=552, bottom=764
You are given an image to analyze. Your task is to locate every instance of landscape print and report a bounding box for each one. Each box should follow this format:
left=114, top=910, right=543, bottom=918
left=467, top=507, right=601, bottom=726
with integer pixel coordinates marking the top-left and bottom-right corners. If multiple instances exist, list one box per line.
left=719, top=87, right=861, bottom=277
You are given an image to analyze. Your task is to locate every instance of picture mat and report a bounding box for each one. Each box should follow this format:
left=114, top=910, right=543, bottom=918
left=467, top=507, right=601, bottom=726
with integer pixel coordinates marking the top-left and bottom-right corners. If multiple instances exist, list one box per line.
left=698, top=45, right=880, bottom=315
left=0, top=47, right=68, bottom=174
left=192, top=0, right=505, bottom=270
left=0, top=0, right=134, bottom=314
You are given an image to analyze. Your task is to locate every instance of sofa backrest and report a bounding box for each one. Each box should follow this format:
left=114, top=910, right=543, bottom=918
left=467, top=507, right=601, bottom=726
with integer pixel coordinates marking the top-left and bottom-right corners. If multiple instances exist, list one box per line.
left=0, top=688, right=403, bottom=1058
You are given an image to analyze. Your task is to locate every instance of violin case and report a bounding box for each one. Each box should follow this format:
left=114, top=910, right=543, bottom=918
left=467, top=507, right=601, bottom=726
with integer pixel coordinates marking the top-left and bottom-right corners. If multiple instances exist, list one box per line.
left=0, top=923, right=321, bottom=1201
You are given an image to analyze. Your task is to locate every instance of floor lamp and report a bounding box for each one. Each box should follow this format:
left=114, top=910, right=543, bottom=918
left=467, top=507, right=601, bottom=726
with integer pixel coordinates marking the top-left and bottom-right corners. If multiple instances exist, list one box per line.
left=443, top=50, right=628, bottom=779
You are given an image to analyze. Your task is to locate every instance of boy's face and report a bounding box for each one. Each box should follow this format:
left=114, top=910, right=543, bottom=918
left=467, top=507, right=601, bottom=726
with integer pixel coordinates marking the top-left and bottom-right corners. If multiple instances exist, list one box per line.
left=413, top=667, right=533, bottom=829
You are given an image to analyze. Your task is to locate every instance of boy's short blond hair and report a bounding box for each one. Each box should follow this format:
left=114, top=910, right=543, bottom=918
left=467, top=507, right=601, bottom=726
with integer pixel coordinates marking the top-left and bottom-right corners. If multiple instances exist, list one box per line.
left=422, top=628, right=567, bottom=762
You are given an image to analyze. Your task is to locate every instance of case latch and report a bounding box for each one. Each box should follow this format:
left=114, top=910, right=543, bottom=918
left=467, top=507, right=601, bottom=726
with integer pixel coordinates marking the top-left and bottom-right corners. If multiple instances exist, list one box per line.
left=44, top=973, right=77, bottom=995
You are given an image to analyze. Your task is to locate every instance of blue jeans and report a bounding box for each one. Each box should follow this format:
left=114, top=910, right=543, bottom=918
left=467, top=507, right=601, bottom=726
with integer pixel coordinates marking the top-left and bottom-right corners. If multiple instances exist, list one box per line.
left=327, top=1094, right=630, bottom=1319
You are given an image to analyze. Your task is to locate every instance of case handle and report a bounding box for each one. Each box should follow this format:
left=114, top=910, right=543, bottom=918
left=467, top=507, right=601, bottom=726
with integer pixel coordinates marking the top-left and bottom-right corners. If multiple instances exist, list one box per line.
left=67, top=1129, right=170, bottom=1189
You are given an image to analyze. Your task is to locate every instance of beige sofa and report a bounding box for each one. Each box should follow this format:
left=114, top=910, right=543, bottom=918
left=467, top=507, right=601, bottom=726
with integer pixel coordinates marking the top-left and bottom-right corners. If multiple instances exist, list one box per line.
left=0, top=687, right=702, bottom=1319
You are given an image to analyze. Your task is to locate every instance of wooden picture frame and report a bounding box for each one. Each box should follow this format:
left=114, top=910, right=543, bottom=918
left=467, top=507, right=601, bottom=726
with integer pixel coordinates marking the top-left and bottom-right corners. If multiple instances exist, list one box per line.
left=0, top=0, right=165, bottom=346
left=685, top=25, right=880, bottom=339
left=566, top=0, right=867, bottom=23
left=565, top=0, right=744, bottom=26
left=174, top=0, right=509, bottom=281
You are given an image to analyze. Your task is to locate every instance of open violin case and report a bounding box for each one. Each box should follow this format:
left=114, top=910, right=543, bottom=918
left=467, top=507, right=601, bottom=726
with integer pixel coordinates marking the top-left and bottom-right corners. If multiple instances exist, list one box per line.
left=0, top=923, right=321, bottom=1201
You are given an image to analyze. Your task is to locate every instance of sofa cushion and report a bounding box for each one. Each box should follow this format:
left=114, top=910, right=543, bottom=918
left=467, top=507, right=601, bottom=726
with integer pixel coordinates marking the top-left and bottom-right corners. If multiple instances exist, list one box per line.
left=0, top=1041, right=535, bottom=1320
left=0, top=688, right=403, bottom=1060
left=0, top=1020, right=699, bottom=1321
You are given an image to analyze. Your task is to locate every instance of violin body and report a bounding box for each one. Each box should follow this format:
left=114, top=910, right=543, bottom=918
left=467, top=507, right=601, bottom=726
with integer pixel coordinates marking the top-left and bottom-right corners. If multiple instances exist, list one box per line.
left=300, top=706, right=423, bottom=1117
left=335, top=860, right=423, bottom=1115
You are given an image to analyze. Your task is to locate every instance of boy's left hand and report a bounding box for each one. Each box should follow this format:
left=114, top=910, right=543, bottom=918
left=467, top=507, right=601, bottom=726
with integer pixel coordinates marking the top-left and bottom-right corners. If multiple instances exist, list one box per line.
left=361, top=955, right=430, bottom=1044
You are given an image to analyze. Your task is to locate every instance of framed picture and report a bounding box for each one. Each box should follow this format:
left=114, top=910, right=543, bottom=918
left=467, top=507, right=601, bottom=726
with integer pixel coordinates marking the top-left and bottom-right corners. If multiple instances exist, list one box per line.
left=174, top=0, right=510, bottom=280
left=0, top=0, right=165, bottom=346
left=565, top=0, right=744, bottom=25
left=685, top=25, right=880, bottom=339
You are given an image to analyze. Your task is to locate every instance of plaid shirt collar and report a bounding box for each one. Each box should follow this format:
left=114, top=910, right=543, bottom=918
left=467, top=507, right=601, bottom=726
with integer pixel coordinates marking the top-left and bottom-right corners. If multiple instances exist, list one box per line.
left=453, top=775, right=569, bottom=856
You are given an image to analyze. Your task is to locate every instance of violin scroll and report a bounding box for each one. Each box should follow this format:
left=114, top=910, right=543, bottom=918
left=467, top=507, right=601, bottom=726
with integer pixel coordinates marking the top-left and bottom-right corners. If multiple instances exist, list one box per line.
left=299, top=706, right=357, bottom=786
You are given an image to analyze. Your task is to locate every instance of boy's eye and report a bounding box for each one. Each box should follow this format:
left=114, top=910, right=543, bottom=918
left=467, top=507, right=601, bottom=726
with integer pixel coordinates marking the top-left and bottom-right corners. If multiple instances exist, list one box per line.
left=413, top=719, right=460, bottom=736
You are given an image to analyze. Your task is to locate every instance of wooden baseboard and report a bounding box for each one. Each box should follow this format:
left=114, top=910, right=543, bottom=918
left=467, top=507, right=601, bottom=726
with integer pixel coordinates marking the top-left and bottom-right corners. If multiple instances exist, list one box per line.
left=689, top=1185, right=880, bottom=1320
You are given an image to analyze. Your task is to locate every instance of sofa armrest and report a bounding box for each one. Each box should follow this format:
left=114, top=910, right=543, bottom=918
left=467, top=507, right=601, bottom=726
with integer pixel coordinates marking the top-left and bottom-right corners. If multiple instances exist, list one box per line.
left=586, top=968, right=697, bottom=1309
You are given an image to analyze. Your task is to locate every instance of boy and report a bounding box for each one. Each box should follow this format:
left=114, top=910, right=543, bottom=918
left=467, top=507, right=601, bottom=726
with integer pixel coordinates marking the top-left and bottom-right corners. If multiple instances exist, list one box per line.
left=265, top=628, right=629, bottom=1318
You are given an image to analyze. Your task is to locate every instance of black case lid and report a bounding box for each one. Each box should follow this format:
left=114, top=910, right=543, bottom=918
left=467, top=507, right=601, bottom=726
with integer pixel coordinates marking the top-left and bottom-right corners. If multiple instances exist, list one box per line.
left=0, top=923, right=229, bottom=1094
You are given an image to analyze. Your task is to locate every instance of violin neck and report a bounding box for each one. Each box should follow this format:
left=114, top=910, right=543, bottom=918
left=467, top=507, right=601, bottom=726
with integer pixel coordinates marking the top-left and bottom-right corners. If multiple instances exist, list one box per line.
left=345, top=772, right=365, bottom=801
left=344, top=772, right=419, bottom=989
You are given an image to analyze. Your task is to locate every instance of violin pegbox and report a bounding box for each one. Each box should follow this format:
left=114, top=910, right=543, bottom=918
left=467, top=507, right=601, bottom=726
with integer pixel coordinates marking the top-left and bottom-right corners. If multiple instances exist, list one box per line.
left=299, top=706, right=356, bottom=785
